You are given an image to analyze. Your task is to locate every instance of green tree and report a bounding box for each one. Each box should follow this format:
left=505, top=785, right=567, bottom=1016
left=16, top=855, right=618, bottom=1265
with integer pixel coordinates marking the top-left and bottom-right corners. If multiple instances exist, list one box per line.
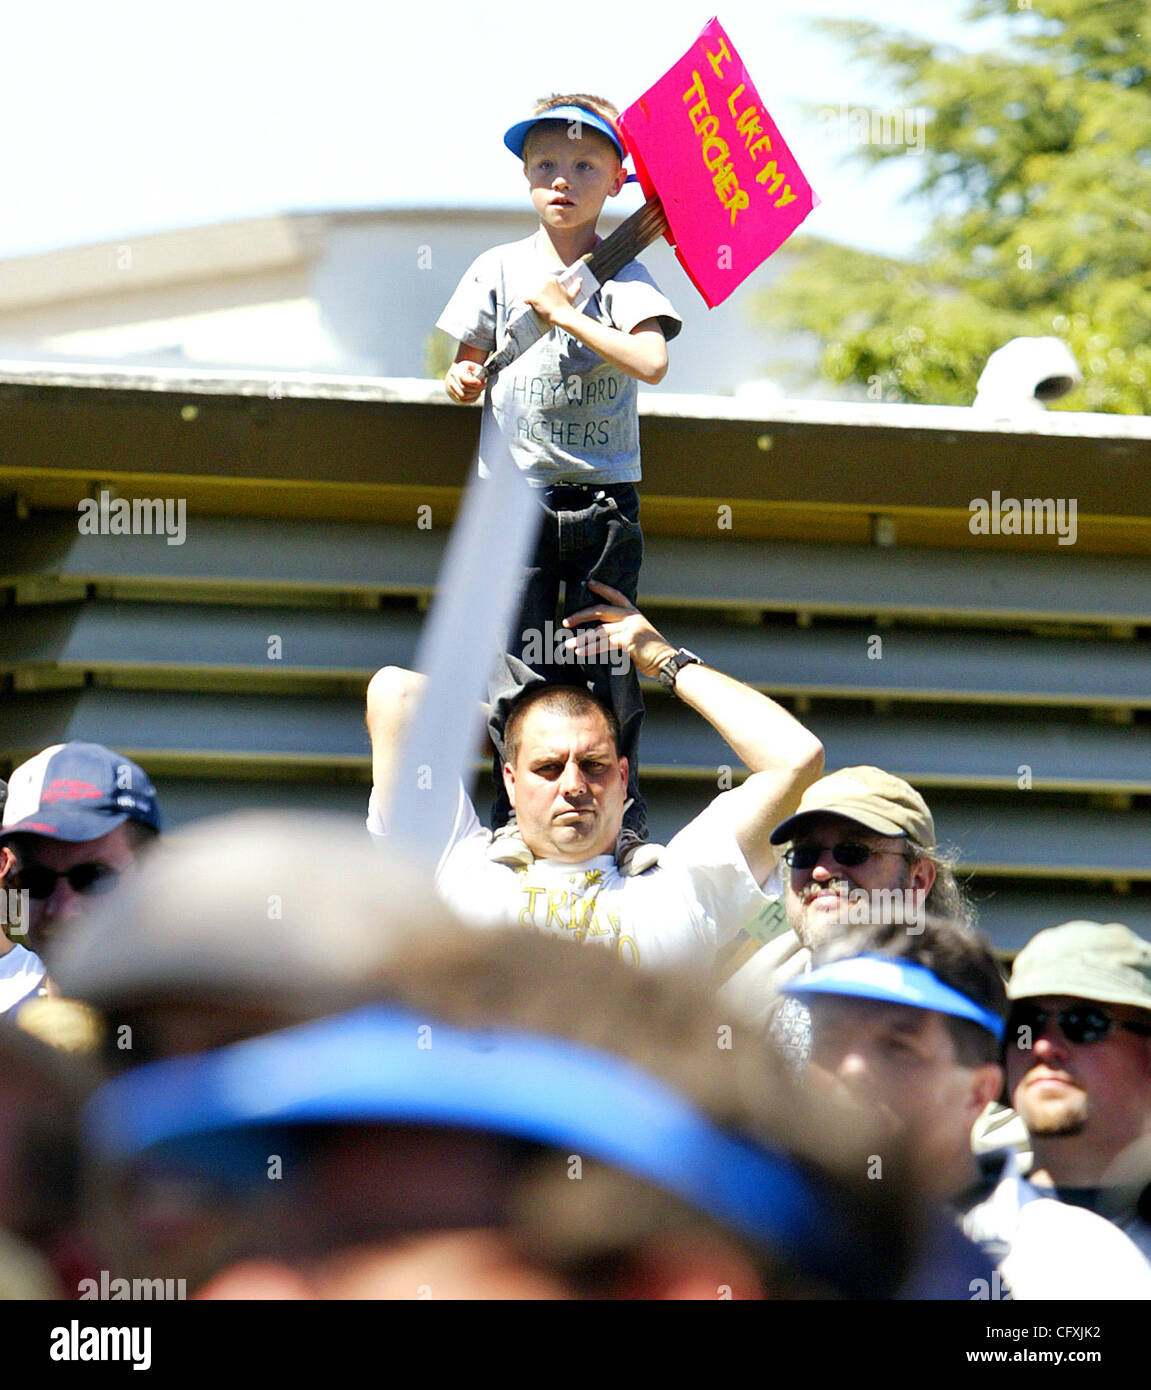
left=765, top=0, right=1151, bottom=411
left=423, top=329, right=457, bottom=381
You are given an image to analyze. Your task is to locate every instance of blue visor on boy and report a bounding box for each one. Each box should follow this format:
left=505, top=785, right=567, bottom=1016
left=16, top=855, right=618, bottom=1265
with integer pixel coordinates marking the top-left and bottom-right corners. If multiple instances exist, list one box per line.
left=782, top=955, right=1006, bottom=1043
left=504, top=104, right=628, bottom=162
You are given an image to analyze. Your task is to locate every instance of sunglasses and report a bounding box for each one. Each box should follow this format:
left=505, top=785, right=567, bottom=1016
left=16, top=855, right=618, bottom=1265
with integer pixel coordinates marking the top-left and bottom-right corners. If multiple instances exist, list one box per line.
left=12, top=862, right=121, bottom=900
left=1009, top=1003, right=1151, bottom=1046
left=782, top=841, right=910, bottom=871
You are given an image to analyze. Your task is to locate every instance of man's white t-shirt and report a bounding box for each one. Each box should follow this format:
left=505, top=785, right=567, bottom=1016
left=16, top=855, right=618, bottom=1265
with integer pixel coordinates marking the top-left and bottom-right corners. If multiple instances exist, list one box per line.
left=963, top=1150, right=1151, bottom=1299
left=0, top=943, right=45, bottom=1014
left=367, top=784, right=780, bottom=970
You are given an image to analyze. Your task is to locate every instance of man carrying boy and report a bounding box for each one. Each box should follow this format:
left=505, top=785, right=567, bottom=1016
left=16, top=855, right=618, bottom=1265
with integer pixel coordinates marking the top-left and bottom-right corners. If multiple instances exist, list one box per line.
left=436, top=93, right=682, bottom=860
left=366, top=586, right=824, bottom=971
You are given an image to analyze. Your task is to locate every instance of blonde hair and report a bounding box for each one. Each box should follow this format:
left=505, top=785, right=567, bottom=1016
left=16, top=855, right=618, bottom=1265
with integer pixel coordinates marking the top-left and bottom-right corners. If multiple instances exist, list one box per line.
left=533, top=92, right=620, bottom=122
left=524, top=93, right=624, bottom=161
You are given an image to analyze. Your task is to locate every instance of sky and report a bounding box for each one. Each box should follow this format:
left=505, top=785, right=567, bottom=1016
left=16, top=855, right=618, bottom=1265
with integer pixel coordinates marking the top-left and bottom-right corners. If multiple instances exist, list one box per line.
left=1, top=0, right=1013, bottom=262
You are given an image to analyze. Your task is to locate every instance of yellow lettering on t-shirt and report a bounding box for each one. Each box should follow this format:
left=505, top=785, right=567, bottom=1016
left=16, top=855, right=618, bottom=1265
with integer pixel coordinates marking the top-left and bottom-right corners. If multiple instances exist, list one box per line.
left=570, top=896, right=596, bottom=931
left=545, top=891, right=568, bottom=931
left=519, top=885, right=545, bottom=929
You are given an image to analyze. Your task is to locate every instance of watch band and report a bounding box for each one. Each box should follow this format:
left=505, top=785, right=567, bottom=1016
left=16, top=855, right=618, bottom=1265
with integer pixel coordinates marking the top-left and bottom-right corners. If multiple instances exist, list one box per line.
left=658, top=648, right=704, bottom=695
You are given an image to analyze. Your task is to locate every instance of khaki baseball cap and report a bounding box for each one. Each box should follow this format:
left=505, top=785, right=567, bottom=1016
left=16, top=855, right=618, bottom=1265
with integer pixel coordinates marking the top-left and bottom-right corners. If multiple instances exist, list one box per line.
left=769, top=766, right=935, bottom=848
left=1008, top=921, right=1151, bottom=1012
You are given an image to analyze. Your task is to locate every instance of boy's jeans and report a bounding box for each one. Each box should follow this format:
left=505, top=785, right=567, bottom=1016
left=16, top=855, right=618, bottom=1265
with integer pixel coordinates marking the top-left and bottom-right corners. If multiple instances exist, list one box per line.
left=488, top=482, right=647, bottom=837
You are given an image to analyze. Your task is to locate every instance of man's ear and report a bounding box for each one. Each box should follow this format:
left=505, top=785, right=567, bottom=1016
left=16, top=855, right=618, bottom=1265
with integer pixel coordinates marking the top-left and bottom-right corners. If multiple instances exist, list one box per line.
left=969, top=1063, right=1004, bottom=1121
left=0, top=846, right=15, bottom=881
left=909, top=856, right=936, bottom=897
left=618, top=756, right=629, bottom=793
left=609, top=164, right=627, bottom=197
left=503, top=762, right=517, bottom=807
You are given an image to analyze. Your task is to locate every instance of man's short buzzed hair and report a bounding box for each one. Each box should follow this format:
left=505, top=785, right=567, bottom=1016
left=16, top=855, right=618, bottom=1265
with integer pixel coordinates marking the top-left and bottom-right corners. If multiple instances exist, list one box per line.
left=813, top=916, right=1008, bottom=1066
left=504, top=684, right=621, bottom=767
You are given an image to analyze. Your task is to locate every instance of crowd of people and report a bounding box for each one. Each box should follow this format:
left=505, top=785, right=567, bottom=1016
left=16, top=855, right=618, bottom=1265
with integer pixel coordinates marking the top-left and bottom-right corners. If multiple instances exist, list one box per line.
left=2, top=590, right=1150, bottom=1300
left=3, top=93, right=1148, bottom=1304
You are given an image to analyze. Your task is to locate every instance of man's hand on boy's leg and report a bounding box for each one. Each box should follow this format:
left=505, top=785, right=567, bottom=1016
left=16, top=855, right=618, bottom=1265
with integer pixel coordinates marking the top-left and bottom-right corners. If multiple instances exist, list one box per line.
left=562, top=581, right=677, bottom=677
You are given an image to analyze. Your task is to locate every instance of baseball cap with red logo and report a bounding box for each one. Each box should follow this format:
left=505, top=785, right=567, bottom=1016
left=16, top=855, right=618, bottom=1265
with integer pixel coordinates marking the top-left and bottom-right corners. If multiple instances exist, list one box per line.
left=1, top=743, right=160, bottom=843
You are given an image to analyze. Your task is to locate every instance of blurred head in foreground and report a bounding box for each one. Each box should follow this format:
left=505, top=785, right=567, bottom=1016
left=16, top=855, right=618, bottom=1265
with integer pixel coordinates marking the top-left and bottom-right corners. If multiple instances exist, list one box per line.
left=0, top=1021, right=94, bottom=1297
left=53, top=810, right=454, bottom=1065
left=80, top=873, right=922, bottom=1298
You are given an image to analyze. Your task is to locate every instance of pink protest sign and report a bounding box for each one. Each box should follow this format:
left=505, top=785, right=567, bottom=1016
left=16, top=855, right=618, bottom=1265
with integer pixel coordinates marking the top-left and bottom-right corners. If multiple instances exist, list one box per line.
left=619, top=16, right=818, bottom=308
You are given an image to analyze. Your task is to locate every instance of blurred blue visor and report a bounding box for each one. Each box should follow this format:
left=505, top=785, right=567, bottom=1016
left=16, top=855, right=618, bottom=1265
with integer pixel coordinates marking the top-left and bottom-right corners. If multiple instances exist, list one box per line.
left=85, top=1002, right=877, bottom=1293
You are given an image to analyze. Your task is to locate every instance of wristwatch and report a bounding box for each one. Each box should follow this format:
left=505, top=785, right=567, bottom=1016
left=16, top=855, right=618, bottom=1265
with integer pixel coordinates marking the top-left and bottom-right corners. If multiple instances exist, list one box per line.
left=658, top=647, right=704, bottom=695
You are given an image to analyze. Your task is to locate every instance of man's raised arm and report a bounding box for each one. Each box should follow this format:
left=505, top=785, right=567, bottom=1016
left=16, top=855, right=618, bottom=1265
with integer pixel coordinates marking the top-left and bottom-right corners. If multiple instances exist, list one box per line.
left=365, top=667, right=495, bottom=830
left=365, top=666, right=427, bottom=822
left=563, top=583, right=824, bottom=886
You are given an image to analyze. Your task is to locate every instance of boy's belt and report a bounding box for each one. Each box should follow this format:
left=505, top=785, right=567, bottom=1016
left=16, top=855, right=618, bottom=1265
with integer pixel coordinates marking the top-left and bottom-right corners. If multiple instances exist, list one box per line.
left=542, top=482, right=634, bottom=499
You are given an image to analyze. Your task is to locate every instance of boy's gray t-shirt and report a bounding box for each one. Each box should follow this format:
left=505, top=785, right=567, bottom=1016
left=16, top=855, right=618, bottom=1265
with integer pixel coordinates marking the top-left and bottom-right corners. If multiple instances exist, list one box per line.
left=437, top=235, right=682, bottom=487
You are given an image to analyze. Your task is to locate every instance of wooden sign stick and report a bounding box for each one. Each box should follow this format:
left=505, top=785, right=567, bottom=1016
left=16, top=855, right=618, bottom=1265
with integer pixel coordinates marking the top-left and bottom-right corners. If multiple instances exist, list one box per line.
left=477, top=198, right=669, bottom=383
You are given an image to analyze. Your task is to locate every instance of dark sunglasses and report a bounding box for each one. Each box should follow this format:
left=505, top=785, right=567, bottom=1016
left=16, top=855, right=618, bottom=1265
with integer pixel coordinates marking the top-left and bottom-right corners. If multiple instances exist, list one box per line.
left=782, top=841, right=909, bottom=871
left=12, top=862, right=120, bottom=900
left=1009, top=1003, right=1151, bottom=1046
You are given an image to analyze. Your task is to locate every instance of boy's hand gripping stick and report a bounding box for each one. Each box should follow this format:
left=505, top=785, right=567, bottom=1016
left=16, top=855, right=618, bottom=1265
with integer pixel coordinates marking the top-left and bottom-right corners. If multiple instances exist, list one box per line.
left=476, top=258, right=601, bottom=384
left=476, top=198, right=670, bottom=384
